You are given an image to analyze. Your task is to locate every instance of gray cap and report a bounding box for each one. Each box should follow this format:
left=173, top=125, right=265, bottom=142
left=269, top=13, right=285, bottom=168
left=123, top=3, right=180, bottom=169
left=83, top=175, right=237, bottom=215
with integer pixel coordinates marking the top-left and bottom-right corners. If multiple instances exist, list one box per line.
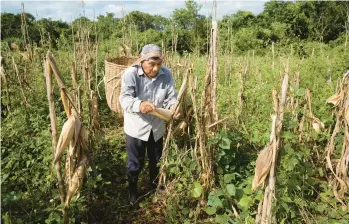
left=141, top=44, right=162, bottom=56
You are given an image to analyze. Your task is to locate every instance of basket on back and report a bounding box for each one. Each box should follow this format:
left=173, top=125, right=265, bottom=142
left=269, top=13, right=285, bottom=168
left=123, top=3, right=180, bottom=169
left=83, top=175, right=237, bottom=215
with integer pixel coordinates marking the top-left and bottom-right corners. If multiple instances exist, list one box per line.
left=104, top=56, right=138, bottom=114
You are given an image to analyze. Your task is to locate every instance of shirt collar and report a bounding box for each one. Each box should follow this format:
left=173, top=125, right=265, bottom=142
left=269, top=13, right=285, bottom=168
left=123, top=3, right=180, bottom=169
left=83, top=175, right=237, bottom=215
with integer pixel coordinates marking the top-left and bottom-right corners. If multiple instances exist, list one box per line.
left=136, top=64, right=165, bottom=78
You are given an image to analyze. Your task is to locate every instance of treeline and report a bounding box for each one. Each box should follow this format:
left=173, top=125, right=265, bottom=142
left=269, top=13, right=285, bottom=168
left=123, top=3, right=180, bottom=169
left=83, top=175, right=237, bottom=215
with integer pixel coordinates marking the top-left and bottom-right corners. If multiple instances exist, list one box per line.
left=1, top=0, right=349, bottom=54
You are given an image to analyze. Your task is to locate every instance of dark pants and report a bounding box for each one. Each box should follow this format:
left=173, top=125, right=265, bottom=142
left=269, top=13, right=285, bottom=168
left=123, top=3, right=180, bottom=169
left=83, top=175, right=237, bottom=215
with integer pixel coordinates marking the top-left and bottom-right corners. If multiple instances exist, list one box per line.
left=126, top=131, right=163, bottom=184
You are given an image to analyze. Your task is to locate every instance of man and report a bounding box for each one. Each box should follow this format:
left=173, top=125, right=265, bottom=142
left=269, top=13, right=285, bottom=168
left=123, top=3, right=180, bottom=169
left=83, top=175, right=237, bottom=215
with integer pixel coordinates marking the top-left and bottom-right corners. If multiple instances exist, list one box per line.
left=119, top=44, right=179, bottom=206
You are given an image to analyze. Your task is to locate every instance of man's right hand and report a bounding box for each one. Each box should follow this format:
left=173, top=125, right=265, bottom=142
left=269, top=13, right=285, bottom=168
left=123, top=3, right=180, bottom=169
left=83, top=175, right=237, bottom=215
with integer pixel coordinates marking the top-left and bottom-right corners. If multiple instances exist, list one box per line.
left=140, top=101, right=155, bottom=114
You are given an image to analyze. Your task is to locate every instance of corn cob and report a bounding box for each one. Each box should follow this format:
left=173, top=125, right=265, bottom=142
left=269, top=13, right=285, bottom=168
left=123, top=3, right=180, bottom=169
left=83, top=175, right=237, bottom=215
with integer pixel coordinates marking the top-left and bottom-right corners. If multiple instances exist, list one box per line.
left=64, top=160, right=86, bottom=208
left=53, top=114, right=81, bottom=165
left=252, top=145, right=273, bottom=191
left=149, top=107, right=173, bottom=121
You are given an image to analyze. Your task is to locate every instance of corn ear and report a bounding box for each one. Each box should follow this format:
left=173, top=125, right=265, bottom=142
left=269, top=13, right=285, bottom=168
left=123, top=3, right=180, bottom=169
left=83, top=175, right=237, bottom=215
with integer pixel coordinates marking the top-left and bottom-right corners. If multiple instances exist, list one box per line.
left=64, top=163, right=85, bottom=208
left=80, top=126, right=89, bottom=150
left=150, top=107, right=173, bottom=121
left=70, top=114, right=82, bottom=157
left=53, top=115, right=76, bottom=164
left=252, top=145, right=273, bottom=191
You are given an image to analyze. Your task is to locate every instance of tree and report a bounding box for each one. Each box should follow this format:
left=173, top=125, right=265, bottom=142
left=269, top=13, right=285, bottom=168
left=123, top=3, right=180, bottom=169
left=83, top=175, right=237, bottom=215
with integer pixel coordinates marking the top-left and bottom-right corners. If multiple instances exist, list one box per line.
left=1, top=13, right=22, bottom=40
left=34, top=18, right=69, bottom=48
left=301, top=1, right=347, bottom=42
left=96, top=13, right=120, bottom=40
left=171, top=0, right=208, bottom=53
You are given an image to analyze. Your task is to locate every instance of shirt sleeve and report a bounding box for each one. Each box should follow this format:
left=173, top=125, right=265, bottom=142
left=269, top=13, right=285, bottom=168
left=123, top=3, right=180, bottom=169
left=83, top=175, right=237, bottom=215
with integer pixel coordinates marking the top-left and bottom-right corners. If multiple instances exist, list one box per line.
left=119, top=68, right=142, bottom=113
left=163, top=73, right=178, bottom=109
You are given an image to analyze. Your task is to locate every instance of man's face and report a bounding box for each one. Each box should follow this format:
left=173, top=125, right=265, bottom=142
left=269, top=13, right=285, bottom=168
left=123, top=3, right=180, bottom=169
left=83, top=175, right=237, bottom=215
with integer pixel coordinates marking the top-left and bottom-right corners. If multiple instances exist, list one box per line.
left=141, top=58, right=162, bottom=78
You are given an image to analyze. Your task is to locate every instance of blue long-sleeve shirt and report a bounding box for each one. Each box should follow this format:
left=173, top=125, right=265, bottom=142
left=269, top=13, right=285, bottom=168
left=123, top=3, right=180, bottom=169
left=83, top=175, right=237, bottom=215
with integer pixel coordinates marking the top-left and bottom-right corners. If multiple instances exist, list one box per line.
left=119, top=64, right=177, bottom=141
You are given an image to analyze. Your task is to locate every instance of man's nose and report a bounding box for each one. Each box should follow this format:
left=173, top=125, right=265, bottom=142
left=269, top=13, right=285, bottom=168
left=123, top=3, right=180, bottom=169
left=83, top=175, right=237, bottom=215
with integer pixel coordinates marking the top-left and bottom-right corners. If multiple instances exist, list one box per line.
left=153, top=66, right=160, bottom=72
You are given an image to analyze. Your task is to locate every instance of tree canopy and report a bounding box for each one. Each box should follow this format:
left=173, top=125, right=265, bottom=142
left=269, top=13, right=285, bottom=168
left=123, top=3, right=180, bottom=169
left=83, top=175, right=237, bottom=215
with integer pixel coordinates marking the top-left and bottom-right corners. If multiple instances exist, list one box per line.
left=1, top=1, right=348, bottom=54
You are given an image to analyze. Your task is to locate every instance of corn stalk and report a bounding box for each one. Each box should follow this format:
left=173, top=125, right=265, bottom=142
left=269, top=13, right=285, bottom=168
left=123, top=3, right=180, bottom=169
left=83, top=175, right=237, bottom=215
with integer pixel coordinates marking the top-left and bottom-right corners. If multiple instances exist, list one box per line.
left=325, top=71, right=349, bottom=211
left=159, top=66, right=190, bottom=186
left=44, top=55, right=68, bottom=223
left=45, top=52, right=94, bottom=222
left=254, top=73, right=289, bottom=224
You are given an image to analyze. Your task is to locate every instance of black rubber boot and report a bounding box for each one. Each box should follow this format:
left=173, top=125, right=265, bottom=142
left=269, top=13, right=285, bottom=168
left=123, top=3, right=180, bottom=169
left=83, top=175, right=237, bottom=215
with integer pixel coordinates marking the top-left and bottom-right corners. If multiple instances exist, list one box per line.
left=128, top=174, right=138, bottom=206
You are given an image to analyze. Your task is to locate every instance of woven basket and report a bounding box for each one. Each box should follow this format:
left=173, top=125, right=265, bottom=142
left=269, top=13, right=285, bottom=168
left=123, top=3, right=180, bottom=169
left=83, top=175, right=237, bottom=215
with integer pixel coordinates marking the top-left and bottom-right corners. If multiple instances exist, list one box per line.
left=104, top=56, right=138, bottom=114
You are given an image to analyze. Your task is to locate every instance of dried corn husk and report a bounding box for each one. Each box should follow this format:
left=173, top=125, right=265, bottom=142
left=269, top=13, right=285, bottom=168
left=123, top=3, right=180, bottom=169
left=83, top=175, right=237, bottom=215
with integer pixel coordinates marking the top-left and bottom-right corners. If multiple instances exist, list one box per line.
left=80, top=126, right=89, bottom=150
left=312, top=117, right=325, bottom=133
left=10, top=42, right=19, bottom=51
left=64, top=161, right=86, bottom=208
left=54, top=116, right=75, bottom=164
left=69, top=116, right=82, bottom=157
left=252, top=145, right=273, bottom=191
left=60, top=90, right=71, bottom=117
left=327, top=93, right=343, bottom=106
left=344, top=99, right=349, bottom=125
left=150, top=107, right=173, bottom=122
left=306, top=89, right=325, bottom=132
left=53, top=114, right=81, bottom=164
left=172, top=121, right=188, bottom=137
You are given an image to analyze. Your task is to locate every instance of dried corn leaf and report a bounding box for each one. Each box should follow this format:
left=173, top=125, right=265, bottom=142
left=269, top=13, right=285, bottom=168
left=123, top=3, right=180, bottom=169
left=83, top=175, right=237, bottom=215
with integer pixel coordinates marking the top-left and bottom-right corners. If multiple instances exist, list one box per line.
left=252, top=145, right=273, bottom=191
left=344, top=99, right=349, bottom=125
left=327, top=93, right=343, bottom=106
left=60, top=90, right=71, bottom=117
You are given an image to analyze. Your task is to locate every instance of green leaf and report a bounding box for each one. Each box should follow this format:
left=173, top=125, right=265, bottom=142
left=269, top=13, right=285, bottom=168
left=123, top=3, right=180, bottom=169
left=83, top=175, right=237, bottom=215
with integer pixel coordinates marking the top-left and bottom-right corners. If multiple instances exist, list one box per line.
left=189, top=210, right=194, bottom=218
left=318, top=168, right=324, bottom=177
left=208, top=195, right=223, bottom=207
left=296, top=88, right=306, bottom=97
left=223, top=173, right=234, bottom=183
left=176, top=183, right=183, bottom=191
left=191, top=182, right=202, bottom=198
left=152, top=196, right=158, bottom=203
left=338, top=219, right=349, bottom=224
left=226, top=184, right=236, bottom=196
left=219, top=137, right=231, bottom=149
left=215, top=214, right=231, bottom=224
left=1, top=173, right=9, bottom=184
left=204, top=206, right=216, bottom=215
left=238, top=196, right=252, bottom=209
left=281, top=196, right=292, bottom=203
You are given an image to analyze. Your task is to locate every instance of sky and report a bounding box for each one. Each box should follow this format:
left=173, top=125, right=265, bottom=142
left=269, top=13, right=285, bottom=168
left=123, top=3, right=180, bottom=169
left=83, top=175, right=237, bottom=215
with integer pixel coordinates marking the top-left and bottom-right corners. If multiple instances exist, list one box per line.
left=1, top=0, right=267, bottom=23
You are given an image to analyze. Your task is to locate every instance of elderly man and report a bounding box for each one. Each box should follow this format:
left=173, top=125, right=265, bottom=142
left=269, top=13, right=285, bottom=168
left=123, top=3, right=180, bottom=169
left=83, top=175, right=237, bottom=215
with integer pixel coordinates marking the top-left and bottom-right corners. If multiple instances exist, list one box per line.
left=119, top=44, right=178, bottom=206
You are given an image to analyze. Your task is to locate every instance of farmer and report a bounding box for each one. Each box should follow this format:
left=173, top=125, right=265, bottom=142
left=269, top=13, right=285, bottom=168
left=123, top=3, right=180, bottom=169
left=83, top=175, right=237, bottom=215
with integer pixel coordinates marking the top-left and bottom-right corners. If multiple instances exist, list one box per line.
left=119, top=44, right=179, bottom=206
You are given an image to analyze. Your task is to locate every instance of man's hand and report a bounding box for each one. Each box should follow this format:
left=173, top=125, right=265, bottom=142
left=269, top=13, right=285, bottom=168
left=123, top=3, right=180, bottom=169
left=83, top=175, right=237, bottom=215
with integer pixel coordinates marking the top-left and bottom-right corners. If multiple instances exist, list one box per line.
left=140, top=101, right=155, bottom=114
left=171, top=105, right=181, bottom=120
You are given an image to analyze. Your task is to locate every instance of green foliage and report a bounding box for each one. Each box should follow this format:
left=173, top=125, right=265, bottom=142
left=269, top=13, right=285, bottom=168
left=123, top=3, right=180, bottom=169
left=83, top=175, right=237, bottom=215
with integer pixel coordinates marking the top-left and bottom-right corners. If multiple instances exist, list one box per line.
left=1, top=1, right=349, bottom=223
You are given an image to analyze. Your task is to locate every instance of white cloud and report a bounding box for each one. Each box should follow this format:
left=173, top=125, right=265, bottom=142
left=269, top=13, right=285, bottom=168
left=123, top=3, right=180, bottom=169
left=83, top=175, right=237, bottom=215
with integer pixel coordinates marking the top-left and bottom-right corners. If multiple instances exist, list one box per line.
left=1, top=1, right=266, bottom=22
